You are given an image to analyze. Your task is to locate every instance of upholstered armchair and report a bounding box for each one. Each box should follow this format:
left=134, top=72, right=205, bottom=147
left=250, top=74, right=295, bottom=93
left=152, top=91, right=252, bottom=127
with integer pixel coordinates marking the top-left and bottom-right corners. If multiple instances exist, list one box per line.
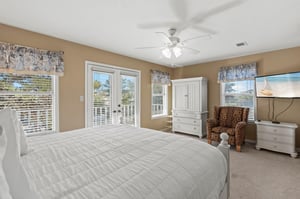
left=207, top=106, right=249, bottom=152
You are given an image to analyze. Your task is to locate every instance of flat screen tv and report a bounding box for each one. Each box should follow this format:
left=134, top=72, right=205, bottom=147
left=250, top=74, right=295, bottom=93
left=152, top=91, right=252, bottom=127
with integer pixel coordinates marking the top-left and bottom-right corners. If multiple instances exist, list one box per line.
left=255, top=71, right=300, bottom=98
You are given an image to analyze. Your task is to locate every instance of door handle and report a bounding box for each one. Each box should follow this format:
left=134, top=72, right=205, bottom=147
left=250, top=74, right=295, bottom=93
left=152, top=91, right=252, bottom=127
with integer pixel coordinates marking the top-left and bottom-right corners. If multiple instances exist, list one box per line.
left=113, top=110, right=117, bottom=113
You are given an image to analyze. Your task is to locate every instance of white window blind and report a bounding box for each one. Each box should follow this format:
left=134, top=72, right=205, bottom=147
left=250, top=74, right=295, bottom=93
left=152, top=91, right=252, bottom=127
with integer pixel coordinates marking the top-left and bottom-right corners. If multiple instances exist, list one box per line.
left=0, top=74, right=56, bottom=134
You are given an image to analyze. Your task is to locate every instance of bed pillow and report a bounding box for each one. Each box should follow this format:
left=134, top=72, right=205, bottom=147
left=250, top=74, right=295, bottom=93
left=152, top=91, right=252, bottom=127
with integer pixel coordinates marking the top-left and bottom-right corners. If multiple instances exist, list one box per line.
left=4, top=109, right=28, bottom=156
left=0, top=108, right=39, bottom=199
left=0, top=126, right=13, bottom=199
left=17, top=120, right=29, bottom=156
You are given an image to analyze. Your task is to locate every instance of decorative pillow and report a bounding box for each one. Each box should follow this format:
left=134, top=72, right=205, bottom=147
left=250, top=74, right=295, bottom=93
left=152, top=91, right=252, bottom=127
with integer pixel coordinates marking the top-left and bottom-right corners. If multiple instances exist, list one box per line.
left=0, top=126, right=13, bottom=199
left=0, top=108, right=39, bottom=199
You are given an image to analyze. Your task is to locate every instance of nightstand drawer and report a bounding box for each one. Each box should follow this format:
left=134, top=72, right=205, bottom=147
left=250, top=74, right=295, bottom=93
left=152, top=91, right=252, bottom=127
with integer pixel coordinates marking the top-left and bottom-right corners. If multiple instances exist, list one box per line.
left=257, top=140, right=294, bottom=154
left=257, top=125, right=294, bottom=136
left=257, top=133, right=294, bottom=144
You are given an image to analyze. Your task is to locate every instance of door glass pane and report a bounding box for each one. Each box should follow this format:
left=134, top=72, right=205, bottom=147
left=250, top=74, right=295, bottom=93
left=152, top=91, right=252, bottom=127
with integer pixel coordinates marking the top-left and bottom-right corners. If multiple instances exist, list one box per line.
left=93, top=72, right=112, bottom=126
left=121, top=75, right=136, bottom=125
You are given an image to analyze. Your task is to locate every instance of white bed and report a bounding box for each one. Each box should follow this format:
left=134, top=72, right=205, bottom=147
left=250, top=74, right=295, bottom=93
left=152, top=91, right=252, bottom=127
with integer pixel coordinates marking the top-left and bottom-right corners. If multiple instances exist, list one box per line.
left=20, top=125, right=230, bottom=199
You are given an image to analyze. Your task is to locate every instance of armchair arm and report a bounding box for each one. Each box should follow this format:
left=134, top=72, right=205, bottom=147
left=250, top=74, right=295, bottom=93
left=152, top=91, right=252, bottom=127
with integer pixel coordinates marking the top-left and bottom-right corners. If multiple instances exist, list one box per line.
left=234, top=121, right=247, bottom=145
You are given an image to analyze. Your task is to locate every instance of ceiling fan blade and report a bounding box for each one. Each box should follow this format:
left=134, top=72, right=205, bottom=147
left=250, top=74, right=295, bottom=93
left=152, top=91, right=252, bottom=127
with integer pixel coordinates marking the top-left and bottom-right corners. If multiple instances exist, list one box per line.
left=177, top=0, right=244, bottom=32
left=135, top=46, right=163, bottom=50
left=169, top=0, right=188, bottom=21
left=192, top=0, right=245, bottom=23
left=155, top=32, right=172, bottom=43
left=137, top=21, right=178, bottom=29
left=181, top=34, right=212, bottom=43
left=191, top=25, right=217, bottom=35
left=182, top=47, right=200, bottom=54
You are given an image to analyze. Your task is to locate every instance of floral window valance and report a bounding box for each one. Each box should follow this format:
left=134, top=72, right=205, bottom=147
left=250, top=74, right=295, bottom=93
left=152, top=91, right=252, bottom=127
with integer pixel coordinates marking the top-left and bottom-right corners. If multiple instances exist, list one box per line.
left=0, top=41, right=64, bottom=76
left=218, top=62, right=257, bottom=83
left=151, top=70, right=170, bottom=85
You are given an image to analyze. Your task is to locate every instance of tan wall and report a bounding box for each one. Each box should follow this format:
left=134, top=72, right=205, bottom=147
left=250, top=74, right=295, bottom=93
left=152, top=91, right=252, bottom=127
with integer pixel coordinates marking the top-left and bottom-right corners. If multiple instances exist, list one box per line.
left=2, top=23, right=300, bottom=147
left=0, top=24, right=173, bottom=132
left=174, top=47, right=300, bottom=147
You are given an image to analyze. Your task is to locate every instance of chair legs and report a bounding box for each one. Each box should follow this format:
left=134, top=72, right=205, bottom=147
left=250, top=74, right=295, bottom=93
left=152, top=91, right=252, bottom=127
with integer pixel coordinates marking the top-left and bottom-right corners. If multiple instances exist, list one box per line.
left=236, top=145, right=241, bottom=152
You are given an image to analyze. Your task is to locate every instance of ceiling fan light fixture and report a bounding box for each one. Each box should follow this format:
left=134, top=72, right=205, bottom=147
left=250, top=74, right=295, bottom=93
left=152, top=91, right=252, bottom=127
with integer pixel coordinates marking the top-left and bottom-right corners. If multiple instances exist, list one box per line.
left=162, top=48, right=171, bottom=59
left=173, top=47, right=182, bottom=58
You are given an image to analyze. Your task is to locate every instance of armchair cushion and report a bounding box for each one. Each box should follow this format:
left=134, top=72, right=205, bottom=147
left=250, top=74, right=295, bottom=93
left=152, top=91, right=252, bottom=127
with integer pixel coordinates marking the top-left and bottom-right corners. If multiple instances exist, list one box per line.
left=211, top=126, right=235, bottom=136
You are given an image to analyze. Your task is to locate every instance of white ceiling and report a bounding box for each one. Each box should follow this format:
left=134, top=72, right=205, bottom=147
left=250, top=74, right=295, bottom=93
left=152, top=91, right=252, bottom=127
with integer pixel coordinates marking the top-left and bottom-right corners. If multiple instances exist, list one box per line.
left=1, top=0, right=300, bottom=67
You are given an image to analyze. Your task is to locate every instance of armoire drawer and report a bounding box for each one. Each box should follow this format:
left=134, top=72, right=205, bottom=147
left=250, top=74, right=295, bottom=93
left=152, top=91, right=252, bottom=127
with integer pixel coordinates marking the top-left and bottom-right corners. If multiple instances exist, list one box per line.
left=173, top=111, right=201, bottom=119
left=173, top=117, right=200, bottom=125
left=173, top=123, right=200, bottom=135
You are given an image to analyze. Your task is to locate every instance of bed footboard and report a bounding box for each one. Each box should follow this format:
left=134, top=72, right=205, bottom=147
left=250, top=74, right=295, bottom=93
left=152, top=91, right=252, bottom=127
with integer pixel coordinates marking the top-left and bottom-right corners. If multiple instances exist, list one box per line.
left=217, top=133, right=230, bottom=199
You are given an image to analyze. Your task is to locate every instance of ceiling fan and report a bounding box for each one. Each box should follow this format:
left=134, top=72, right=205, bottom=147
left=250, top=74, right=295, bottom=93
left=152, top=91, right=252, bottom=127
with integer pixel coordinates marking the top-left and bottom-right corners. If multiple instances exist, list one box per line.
left=136, top=0, right=245, bottom=59
left=136, top=28, right=211, bottom=59
left=138, top=0, right=245, bottom=35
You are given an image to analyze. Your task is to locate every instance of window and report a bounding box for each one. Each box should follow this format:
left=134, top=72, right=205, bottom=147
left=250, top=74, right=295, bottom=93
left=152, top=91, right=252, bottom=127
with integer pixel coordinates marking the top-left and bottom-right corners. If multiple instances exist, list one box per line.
left=220, top=80, right=255, bottom=120
left=0, top=73, right=58, bottom=134
left=152, top=83, right=168, bottom=117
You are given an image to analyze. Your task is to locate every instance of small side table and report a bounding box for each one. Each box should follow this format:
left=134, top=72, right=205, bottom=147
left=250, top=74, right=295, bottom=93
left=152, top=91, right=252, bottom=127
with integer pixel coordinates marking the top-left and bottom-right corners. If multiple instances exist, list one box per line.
left=255, top=120, right=298, bottom=158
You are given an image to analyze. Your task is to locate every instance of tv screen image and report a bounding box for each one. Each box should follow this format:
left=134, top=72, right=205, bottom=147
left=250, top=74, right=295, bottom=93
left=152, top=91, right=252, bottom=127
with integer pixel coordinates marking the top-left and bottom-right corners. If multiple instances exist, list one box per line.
left=255, top=72, right=300, bottom=98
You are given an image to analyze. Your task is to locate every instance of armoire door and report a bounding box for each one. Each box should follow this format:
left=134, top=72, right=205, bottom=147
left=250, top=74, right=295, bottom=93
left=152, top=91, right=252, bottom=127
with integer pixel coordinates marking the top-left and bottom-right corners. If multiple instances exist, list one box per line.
left=186, top=81, right=200, bottom=111
left=173, top=83, right=188, bottom=110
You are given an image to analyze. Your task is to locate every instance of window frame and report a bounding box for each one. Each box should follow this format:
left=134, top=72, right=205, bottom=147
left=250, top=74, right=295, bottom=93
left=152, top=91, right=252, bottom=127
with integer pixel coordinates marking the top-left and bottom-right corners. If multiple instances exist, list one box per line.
left=220, top=79, right=255, bottom=121
left=0, top=73, right=59, bottom=134
left=151, top=83, right=168, bottom=118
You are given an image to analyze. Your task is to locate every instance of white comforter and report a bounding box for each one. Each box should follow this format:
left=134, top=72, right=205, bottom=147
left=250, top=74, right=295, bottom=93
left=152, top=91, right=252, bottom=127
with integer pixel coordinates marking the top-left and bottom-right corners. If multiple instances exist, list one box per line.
left=21, top=125, right=227, bottom=199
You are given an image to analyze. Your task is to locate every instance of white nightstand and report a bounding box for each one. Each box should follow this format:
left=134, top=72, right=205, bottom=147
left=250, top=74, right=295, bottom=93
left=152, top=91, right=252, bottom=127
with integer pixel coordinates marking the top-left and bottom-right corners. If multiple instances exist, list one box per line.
left=255, top=120, right=298, bottom=158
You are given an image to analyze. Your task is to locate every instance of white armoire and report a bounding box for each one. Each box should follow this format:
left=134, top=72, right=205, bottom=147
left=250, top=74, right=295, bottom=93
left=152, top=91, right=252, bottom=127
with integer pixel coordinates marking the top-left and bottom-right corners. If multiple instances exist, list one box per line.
left=172, top=77, right=208, bottom=138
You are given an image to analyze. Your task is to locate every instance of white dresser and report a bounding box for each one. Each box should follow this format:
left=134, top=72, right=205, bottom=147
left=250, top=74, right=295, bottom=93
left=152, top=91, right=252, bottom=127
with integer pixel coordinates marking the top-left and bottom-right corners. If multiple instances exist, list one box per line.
left=255, top=120, right=298, bottom=158
left=172, top=77, right=207, bottom=138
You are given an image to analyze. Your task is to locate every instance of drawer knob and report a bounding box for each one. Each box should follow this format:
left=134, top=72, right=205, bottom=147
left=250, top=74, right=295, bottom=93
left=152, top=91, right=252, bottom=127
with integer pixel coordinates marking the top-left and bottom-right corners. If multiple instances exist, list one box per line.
left=193, top=121, right=196, bottom=123
left=273, top=137, right=277, bottom=141
left=273, top=145, right=277, bottom=148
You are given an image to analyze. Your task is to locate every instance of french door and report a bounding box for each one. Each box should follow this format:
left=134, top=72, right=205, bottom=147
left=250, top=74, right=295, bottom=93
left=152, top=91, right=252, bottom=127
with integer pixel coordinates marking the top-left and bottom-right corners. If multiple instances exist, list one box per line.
left=85, top=62, right=140, bottom=127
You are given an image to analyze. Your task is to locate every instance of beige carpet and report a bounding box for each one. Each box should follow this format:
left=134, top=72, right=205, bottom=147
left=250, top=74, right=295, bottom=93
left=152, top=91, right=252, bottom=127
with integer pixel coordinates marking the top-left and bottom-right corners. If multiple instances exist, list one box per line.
left=229, top=142, right=300, bottom=199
